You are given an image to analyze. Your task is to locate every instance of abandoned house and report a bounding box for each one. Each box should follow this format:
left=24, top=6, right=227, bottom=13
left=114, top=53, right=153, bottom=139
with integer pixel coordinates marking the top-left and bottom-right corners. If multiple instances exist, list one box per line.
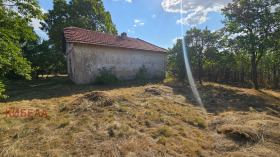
left=62, top=27, right=167, bottom=84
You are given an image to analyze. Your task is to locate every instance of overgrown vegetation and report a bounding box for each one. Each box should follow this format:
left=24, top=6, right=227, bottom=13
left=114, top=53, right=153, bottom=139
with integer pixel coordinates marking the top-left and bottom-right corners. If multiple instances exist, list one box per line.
left=168, top=0, right=280, bottom=89
left=95, top=67, right=118, bottom=85
left=0, top=0, right=279, bottom=156
left=0, top=0, right=42, bottom=98
left=1, top=76, right=280, bottom=156
left=136, top=64, right=149, bottom=80
left=0, top=0, right=118, bottom=98
left=0, top=81, right=7, bottom=99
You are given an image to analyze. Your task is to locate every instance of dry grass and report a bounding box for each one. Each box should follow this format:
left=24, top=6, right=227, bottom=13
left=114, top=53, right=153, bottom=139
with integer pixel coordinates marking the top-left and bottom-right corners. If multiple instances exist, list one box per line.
left=210, top=112, right=280, bottom=156
left=0, top=80, right=212, bottom=156
left=0, top=77, right=280, bottom=156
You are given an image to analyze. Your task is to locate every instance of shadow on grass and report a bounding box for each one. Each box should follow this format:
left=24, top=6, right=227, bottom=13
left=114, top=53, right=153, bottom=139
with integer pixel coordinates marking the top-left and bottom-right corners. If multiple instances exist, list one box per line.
left=167, top=83, right=280, bottom=115
left=3, top=75, right=162, bottom=103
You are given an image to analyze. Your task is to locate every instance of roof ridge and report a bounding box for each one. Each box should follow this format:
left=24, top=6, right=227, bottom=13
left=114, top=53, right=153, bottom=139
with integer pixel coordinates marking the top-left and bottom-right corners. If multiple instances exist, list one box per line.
left=64, top=27, right=121, bottom=38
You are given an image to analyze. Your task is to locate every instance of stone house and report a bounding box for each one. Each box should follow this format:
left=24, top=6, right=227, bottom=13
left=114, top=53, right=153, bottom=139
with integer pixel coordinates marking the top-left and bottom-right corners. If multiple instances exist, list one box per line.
left=62, top=27, right=167, bottom=84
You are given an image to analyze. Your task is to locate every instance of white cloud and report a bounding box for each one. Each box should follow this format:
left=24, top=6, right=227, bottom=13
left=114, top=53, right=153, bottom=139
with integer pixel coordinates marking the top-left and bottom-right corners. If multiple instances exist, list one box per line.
left=128, top=29, right=135, bottom=33
left=152, top=14, right=157, bottom=18
left=31, top=19, right=43, bottom=31
left=161, top=0, right=231, bottom=26
left=176, top=9, right=208, bottom=26
left=172, top=37, right=183, bottom=43
left=271, top=4, right=280, bottom=13
left=4, top=1, right=49, bottom=39
left=40, top=7, right=48, bottom=14
left=133, top=19, right=144, bottom=27
left=31, top=7, right=48, bottom=38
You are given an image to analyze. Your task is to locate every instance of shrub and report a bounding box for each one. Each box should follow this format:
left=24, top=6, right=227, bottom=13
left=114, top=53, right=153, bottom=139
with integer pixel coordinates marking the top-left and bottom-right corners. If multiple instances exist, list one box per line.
left=0, top=81, right=8, bottom=99
left=136, top=64, right=149, bottom=80
left=95, top=67, right=118, bottom=85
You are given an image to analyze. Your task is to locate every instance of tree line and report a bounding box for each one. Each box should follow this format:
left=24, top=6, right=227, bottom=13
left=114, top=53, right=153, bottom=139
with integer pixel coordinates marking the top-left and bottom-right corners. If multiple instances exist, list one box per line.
left=168, top=0, right=280, bottom=90
left=0, top=0, right=279, bottom=99
left=0, top=0, right=117, bottom=98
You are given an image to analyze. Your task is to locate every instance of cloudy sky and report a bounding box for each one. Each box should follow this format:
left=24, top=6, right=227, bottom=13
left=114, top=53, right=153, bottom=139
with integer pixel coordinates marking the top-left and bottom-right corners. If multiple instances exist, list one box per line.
left=36, top=0, right=231, bottom=49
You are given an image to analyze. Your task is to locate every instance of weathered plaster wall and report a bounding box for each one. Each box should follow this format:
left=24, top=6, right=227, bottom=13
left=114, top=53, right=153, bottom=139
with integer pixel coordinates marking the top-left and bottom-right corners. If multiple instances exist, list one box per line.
left=67, top=43, right=167, bottom=84
left=66, top=43, right=74, bottom=80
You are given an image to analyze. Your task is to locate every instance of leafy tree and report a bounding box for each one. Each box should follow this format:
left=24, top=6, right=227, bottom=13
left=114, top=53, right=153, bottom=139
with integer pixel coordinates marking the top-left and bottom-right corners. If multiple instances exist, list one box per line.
left=222, top=0, right=280, bottom=89
left=0, top=0, right=42, bottom=98
left=167, top=39, right=186, bottom=80
left=185, top=27, right=219, bottom=85
left=22, top=40, right=65, bottom=78
left=42, top=0, right=118, bottom=53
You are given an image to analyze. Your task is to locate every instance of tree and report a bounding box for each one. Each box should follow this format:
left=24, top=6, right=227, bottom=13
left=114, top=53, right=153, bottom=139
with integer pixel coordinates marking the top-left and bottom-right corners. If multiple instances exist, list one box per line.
left=185, top=27, right=219, bottom=85
left=222, top=0, right=280, bottom=89
left=22, top=40, right=65, bottom=78
left=0, top=0, right=42, bottom=98
left=41, top=0, right=118, bottom=53
left=167, top=39, right=186, bottom=80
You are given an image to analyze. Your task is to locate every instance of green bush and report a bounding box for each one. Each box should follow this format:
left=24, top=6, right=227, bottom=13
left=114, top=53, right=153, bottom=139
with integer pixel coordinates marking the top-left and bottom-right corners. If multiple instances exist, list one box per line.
left=0, top=81, right=8, bottom=99
left=136, top=64, right=149, bottom=80
left=95, top=67, right=118, bottom=85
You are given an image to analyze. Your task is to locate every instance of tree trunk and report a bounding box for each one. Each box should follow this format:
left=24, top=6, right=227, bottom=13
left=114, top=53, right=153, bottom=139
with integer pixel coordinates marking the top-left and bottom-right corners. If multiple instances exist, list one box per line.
left=198, top=56, right=203, bottom=85
left=241, top=65, right=245, bottom=83
left=252, top=56, right=259, bottom=90
left=273, top=63, right=279, bottom=88
left=259, top=60, right=263, bottom=86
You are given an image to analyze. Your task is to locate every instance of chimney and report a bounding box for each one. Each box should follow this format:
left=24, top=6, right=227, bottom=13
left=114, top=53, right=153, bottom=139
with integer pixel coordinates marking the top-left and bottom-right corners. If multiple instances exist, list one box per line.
left=121, top=32, right=127, bottom=40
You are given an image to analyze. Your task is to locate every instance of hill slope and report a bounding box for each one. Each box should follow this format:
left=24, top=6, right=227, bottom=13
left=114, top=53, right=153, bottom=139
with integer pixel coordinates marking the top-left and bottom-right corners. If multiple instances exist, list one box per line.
left=0, top=77, right=280, bottom=156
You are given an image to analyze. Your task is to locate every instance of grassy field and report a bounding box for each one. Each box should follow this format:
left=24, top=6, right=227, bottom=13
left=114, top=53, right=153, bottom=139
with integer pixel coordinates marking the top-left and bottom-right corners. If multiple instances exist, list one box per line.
left=0, top=76, right=280, bottom=156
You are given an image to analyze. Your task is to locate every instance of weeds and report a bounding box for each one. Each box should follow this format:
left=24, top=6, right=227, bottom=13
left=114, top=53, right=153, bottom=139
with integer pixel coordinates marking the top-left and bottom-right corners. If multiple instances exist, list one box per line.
left=156, top=127, right=172, bottom=138
left=59, top=120, right=70, bottom=128
left=95, top=67, right=118, bottom=85
left=136, top=64, right=149, bottom=80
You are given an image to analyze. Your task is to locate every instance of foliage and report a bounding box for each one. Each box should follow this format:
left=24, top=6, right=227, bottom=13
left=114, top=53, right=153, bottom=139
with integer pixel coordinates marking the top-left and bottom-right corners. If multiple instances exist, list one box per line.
left=167, top=0, right=280, bottom=89
left=95, top=67, right=118, bottom=85
left=168, top=28, right=219, bottom=83
left=22, top=40, right=66, bottom=77
left=222, top=0, right=280, bottom=89
left=185, top=27, right=219, bottom=85
left=41, top=0, right=118, bottom=53
left=136, top=64, right=149, bottom=80
left=167, top=39, right=186, bottom=80
left=0, top=0, right=42, bottom=98
left=0, top=81, right=7, bottom=99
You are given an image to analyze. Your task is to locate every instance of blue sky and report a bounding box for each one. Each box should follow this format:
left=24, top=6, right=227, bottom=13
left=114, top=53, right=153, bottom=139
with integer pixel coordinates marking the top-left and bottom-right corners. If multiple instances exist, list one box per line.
left=35, top=0, right=231, bottom=49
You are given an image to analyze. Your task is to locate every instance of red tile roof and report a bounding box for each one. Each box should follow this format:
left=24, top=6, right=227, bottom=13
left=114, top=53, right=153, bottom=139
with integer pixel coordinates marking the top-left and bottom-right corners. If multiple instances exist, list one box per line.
left=63, top=27, right=167, bottom=53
